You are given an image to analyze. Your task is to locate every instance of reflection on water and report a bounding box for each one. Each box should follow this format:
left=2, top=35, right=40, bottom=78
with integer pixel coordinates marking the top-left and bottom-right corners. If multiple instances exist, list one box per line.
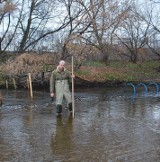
left=0, top=88, right=160, bottom=162
left=51, top=115, right=73, bottom=161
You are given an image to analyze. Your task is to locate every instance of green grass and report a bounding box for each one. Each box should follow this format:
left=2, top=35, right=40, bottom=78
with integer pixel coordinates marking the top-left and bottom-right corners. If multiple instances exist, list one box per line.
left=75, top=60, right=160, bottom=83
left=104, top=73, right=135, bottom=81
left=76, top=69, right=90, bottom=76
left=83, top=61, right=104, bottom=67
left=140, top=60, right=160, bottom=69
left=105, top=60, right=160, bottom=69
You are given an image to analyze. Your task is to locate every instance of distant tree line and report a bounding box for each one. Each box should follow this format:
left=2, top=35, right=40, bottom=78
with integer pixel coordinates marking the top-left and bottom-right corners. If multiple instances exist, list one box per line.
left=0, top=0, right=160, bottom=64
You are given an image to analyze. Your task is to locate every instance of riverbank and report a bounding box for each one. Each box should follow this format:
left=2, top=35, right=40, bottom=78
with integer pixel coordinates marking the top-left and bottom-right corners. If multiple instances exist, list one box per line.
left=0, top=58, right=160, bottom=89
left=73, top=60, right=160, bottom=88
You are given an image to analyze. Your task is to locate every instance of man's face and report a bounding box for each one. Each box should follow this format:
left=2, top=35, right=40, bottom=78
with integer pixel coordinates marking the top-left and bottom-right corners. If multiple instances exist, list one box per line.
left=59, top=63, right=65, bottom=70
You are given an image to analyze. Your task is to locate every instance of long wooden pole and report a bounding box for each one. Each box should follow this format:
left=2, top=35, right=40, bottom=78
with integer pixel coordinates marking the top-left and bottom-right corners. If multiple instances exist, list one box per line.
left=72, top=56, right=75, bottom=118
left=6, top=80, right=8, bottom=89
left=28, top=73, right=33, bottom=98
left=13, top=78, right=17, bottom=90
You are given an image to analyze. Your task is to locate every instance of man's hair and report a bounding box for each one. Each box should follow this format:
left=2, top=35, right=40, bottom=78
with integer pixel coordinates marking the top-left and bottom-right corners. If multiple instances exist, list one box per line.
left=59, top=60, right=65, bottom=65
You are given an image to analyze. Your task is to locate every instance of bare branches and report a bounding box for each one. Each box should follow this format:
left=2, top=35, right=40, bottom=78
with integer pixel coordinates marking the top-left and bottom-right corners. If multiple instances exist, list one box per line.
left=0, top=0, right=160, bottom=64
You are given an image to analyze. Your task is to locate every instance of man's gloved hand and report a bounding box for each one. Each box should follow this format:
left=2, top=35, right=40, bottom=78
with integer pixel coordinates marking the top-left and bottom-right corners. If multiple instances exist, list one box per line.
left=51, top=96, right=54, bottom=101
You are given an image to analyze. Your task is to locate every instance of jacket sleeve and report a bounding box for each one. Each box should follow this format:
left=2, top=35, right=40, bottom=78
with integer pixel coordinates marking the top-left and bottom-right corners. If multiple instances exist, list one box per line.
left=50, top=71, right=55, bottom=93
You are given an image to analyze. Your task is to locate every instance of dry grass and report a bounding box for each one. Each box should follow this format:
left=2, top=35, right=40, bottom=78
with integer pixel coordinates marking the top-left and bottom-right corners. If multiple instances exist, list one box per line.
left=0, top=54, right=160, bottom=86
left=0, top=53, right=56, bottom=75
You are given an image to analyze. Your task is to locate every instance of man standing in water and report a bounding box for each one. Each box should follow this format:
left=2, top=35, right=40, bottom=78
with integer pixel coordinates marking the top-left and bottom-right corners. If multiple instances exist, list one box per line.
left=50, top=60, right=74, bottom=115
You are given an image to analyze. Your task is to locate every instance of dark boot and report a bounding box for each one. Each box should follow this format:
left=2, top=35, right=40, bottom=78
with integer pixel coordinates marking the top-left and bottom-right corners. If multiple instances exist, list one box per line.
left=56, top=104, right=62, bottom=115
left=68, top=103, right=72, bottom=112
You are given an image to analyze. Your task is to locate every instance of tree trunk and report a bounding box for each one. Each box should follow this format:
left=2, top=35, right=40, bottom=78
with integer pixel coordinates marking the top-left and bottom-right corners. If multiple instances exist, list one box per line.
left=0, top=37, right=1, bottom=52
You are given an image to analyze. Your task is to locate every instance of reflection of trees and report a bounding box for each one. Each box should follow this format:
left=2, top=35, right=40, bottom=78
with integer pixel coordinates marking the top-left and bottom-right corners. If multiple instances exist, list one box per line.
left=51, top=115, right=73, bottom=158
left=126, top=99, right=147, bottom=118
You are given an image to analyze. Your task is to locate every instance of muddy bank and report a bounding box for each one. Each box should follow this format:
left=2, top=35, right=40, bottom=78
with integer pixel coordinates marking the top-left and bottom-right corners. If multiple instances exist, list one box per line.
left=0, top=76, right=125, bottom=90
left=1, top=59, right=160, bottom=91
left=31, top=81, right=125, bottom=92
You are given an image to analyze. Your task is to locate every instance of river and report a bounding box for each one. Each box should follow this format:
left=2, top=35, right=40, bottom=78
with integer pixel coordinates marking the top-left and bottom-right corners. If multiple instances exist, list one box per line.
left=0, top=86, right=160, bottom=162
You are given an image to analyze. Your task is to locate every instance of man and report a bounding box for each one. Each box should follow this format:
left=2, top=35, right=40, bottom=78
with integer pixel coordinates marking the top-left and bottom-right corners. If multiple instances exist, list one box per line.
left=50, top=60, right=74, bottom=115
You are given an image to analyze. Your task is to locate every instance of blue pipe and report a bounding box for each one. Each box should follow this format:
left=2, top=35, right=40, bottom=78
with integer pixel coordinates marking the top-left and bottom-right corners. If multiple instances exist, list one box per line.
left=136, top=82, right=148, bottom=94
left=148, top=82, right=159, bottom=94
left=127, top=83, right=136, bottom=97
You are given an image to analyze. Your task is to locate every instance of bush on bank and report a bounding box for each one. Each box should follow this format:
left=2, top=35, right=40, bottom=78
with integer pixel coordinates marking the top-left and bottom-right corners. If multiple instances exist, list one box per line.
left=0, top=53, right=160, bottom=89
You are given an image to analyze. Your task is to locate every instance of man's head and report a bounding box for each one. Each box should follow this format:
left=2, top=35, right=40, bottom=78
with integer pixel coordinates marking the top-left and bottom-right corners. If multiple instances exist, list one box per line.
left=58, top=60, right=65, bottom=70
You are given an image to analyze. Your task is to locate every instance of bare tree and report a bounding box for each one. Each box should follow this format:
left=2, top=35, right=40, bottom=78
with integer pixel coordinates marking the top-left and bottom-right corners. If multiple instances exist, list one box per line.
left=0, top=0, right=83, bottom=54
left=17, top=0, right=59, bottom=53
left=49, top=0, right=93, bottom=63
left=0, top=0, right=17, bottom=53
left=137, top=1, right=160, bottom=59
left=74, top=0, right=133, bottom=65
left=55, top=0, right=84, bottom=60
left=149, top=0, right=160, bottom=3
left=115, top=4, right=151, bottom=63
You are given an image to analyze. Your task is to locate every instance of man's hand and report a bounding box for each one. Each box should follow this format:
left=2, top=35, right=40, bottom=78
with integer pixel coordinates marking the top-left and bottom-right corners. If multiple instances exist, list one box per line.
left=50, top=92, right=54, bottom=97
left=72, top=74, right=75, bottom=78
left=50, top=93, right=54, bottom=101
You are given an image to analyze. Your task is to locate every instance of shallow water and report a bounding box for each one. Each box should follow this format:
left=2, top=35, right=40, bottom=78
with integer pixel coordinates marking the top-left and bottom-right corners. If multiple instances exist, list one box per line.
left=0, top=87, right=160, bottom=162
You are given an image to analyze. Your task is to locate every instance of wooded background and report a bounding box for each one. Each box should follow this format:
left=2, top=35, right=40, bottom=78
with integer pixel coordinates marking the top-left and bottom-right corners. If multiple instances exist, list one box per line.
left=1, top=0, right=160, bottom=65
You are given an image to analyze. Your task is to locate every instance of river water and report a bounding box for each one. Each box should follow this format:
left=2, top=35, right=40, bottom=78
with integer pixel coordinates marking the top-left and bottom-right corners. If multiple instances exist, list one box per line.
left=0, top=87, right=160, bottom=162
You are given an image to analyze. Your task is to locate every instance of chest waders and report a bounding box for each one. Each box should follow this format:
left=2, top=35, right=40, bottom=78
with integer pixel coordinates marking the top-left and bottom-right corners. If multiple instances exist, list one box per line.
left=55, top=80, right=72, bottom=114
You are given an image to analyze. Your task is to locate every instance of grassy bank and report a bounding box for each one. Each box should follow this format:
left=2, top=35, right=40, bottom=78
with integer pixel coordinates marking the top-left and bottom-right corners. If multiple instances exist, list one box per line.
left=0, top=59, right=160, bottom=88
left=75, top=60, right=160, bottom=84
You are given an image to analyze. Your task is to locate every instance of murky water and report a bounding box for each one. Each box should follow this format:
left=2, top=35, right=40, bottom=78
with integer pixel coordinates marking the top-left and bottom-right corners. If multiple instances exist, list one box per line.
left=0, top=87, right=160, bottom=162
